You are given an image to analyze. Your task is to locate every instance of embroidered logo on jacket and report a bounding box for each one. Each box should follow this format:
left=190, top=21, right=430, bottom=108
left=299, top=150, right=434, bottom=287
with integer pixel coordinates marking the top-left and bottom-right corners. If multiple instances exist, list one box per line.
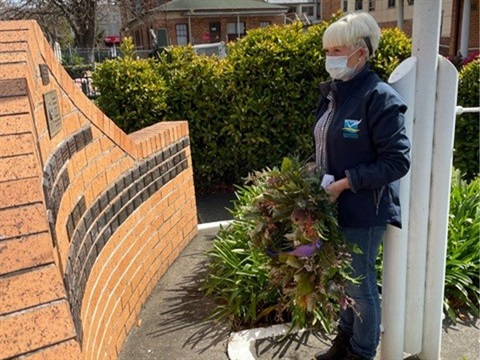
left=342, top=119, right=362, bottom=139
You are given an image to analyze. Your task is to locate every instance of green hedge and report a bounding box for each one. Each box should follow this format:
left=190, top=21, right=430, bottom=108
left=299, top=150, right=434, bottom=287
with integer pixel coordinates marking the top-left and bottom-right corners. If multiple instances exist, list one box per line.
left=454, top=60, right=479, bottom=181
left=93, top=22, right=412, bottom=191
left=93, top=38, right=168, bottom=133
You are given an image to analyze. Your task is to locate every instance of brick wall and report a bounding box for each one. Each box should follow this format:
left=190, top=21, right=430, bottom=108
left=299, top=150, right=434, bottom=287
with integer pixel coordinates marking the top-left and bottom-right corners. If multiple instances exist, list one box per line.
left=0, top=20, right=198, bottom=360
left=450, top=0, right=480, bottom=55
left=132, top=13, right=285, bottom=48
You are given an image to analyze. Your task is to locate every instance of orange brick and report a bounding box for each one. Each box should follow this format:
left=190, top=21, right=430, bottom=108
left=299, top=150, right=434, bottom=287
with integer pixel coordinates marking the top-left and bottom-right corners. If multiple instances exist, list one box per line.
left=0, top=113, right=32, bottom=135
left=0, top=62, right=29, bottom=81
left=0, top=78, right=27, bottom=96
left=0, top=232, right=53, bottom=275
left=0, top=177, right=43, bottom=210
left=61, top=112, right=81, bottom=136
left=0, top=264, right=65, bottom=315
left=0, top=41, right=28, bottom=53
left=0, top=153, right=39, bottom=182
left=0, top=204, right=48, bottom=240
left=84, top=138, right=103, bottom=164
left=0, top=301, right=76, bottom=359
left=21, top=339, right=81, bottom=360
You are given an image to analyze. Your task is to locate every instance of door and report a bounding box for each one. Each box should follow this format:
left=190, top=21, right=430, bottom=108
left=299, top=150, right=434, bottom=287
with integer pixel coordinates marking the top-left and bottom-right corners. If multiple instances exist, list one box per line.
left=209, top=22, right=221, bottom=43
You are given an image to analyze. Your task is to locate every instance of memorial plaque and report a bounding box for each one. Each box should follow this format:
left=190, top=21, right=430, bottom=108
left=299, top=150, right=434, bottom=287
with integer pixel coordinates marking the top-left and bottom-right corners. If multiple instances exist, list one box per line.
left=44, top=90, right=62, bottom=138
left=39, top=64, right=50, bottom=85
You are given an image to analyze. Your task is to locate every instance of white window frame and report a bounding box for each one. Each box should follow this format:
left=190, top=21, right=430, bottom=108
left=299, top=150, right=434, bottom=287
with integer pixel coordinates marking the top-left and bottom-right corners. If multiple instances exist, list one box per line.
left=301, top=5, right=315, bottom=17
left=176, top=24, right=188, bottom=45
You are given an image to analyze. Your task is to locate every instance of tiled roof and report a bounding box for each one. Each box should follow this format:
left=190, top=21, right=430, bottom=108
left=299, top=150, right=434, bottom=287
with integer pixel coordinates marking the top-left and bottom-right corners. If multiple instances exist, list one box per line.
left=153, top=0, right=288, bottom=12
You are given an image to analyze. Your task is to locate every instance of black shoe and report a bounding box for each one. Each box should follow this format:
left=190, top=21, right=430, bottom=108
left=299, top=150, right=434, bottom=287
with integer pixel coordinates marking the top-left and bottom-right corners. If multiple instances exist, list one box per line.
left=313, top=330, right=350, bottom=360
left=344, top=347, right=370, bottom=360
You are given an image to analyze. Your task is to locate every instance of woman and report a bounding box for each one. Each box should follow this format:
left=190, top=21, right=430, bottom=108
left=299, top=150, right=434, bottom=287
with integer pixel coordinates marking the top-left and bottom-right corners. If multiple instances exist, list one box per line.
left=313, top=12, right=411, bottom=360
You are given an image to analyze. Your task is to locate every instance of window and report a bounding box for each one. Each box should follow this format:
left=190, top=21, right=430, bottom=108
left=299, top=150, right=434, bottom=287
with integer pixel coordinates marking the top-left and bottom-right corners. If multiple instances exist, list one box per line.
left=176, top=24, right=188, bottom=45
left=342, top=0, right=348, bottom=12
left=260, top=21, right=271, bottom=28
left=369, top=0, right=375, bottom=11
left=388, top=0, right=395, bottom=8
left=301, top=5, right=314, bottom=16
left=355, top=0, right=363, bottom=10
left=227, top=22, right=245, bottom=41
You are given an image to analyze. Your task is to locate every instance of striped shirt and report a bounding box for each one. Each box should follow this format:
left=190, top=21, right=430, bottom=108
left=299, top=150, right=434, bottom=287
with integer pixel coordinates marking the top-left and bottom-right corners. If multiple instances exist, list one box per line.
left=314, top=92, right=334, bottom=172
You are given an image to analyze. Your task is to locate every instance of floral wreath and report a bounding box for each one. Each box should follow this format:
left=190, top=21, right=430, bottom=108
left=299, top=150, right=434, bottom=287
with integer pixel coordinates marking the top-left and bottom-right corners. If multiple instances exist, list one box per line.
left=243, top=157, right=359, bottom=330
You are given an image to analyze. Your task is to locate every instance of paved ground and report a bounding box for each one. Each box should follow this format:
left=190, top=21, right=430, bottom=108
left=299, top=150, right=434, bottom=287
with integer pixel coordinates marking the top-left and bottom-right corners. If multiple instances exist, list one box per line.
left=119, top=192, right=480, bottom=360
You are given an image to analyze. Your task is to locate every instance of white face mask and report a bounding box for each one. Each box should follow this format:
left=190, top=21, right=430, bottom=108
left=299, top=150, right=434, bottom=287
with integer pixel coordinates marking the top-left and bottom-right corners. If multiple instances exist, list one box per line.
left=325, top=48, right=361, bottom=81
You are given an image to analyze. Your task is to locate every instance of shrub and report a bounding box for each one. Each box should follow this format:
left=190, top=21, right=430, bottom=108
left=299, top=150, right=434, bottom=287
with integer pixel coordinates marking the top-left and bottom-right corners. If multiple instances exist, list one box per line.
left=444, top=170, right=479, bottom=322
left=92, top=21, right=413, bottom=191
left=219, top=22, right=327, bottom=184
left=154, top=46, right=233, bottom=188
left=454, top=59, right=479, bottom=181
left=201, top=203, right=275, bottom=330
left=92, top=38, right=168, bottom=133
left=370, top=27, right=412, bottom=81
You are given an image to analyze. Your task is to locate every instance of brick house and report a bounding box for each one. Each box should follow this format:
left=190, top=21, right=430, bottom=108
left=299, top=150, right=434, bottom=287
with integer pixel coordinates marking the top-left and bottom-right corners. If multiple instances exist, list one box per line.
left=320, top=0, right=478, bottom=57
left=124, top=0, right=289, bottom=48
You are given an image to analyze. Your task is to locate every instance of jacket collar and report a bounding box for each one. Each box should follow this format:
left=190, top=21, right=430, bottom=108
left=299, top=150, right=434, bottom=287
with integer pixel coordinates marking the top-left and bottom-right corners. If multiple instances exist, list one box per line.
left=319, top=64, right=374, bottom=105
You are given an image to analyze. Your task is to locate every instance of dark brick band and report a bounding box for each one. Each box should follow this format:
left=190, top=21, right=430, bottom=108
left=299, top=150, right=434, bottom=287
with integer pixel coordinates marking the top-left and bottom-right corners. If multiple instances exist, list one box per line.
left=43, top=126, right=93, bottom=247
left=64, top=137, right=189, bottom=343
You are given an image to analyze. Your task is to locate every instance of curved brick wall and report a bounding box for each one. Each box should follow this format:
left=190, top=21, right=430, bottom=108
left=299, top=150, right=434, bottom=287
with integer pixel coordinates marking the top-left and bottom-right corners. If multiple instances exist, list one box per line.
left=0, top=20, right=198, bottom=359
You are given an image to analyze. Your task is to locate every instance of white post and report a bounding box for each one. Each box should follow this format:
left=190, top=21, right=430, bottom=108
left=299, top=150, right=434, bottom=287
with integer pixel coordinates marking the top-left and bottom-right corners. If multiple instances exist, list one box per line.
left=237, top=15, right=241, bottom=38
left=347, top=0, right=354, bottom=13
left=405, top=1, right=442, bottom=354
left=460, top=0, right=471, bottom=57
left=188, top=15, right=192, bottom=44
left=381, top=57, right=417, bottom=360
left=397, top=0, right=405, bottom=30
left=420, top=55, right=458, bottom=360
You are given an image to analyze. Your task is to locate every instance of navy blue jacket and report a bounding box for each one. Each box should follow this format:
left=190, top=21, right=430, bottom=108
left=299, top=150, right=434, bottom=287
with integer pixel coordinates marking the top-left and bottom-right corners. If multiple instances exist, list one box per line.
left=314, top=64, right=410, bottom=228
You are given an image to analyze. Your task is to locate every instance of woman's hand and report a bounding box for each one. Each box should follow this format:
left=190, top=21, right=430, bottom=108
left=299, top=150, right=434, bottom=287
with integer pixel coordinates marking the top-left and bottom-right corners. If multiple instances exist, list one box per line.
left=325, top=178, right=350, bottom=203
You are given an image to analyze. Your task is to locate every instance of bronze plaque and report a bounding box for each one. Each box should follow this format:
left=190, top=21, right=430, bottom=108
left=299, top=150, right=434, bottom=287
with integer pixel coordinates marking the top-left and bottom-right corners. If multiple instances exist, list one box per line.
left=39, top=64, right=50, bottom=85
left=44, top=90, right=62, bottom=138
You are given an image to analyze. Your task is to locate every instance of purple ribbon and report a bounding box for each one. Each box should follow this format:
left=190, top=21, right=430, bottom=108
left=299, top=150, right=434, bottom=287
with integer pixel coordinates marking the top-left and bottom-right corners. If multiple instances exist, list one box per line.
left=266, top=240, right=322, bottom=258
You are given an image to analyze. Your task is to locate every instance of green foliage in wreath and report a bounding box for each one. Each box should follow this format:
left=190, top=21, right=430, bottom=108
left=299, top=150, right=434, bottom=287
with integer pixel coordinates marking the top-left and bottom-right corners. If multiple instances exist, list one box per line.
left=202, top=158, right=359, bottom=332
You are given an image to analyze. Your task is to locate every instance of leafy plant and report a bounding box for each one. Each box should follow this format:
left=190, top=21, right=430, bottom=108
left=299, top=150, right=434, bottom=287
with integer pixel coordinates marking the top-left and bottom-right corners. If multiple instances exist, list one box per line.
left=202, top=158, right=357, bottom=332
left=154, top=46, right=233, bottom=188
left=444, top=170, right=479, bottom=322
left=92, top=37, right=168, bottom=133
left=93, top=21, right=412, bottom=191
left=454, top=59, right=479, bottom=181
left=370, top=27, right=412, bottom=81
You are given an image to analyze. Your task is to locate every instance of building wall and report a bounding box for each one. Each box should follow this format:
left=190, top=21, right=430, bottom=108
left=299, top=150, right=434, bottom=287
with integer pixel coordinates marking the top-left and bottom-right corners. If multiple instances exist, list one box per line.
left=0, top=20, right=197, bottom=360
left=450, top=0, right=479, bottom=55
left=131, top=13, right=286, bottom=48
left=320, top=0, right=471, bottom=57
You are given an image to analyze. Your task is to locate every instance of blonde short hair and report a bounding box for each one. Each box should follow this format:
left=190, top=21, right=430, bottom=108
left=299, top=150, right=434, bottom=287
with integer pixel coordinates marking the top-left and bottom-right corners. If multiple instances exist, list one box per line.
left=323, top=12, right=381, bottom=59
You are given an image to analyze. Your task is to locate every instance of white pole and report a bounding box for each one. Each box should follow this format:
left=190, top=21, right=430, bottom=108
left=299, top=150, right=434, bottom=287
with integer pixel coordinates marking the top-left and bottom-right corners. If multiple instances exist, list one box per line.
left=188, top=15, right=192, bottom=44
left=237, top=15, right=240, bottom=38
left=397, top=0, right=404, bottom=30
left=405, top=1, right=442, bottom=354
left=421, top=55, right=458, bottom=360
left=381, top=56, right=417, bottom=360
left=460, top=0, right=471, bottom=57
left=347, top=0, right=354, bottom=13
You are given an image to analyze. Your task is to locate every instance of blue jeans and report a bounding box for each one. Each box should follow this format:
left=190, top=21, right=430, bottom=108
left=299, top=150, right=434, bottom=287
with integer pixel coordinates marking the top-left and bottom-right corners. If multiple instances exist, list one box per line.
left=339, top=226, right=386, bottom=360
